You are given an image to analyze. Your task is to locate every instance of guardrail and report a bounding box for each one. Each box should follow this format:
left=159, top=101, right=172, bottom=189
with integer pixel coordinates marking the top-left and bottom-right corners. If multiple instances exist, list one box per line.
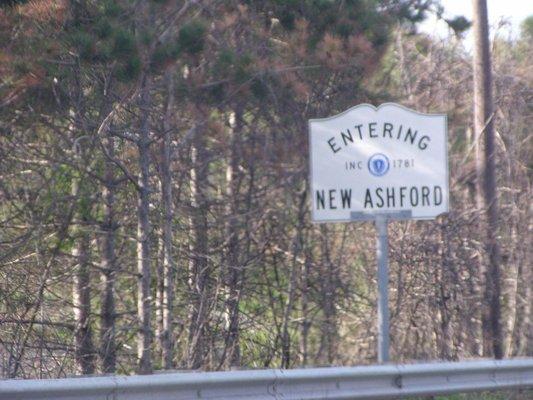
left=1, top=359, right=532, bottom=400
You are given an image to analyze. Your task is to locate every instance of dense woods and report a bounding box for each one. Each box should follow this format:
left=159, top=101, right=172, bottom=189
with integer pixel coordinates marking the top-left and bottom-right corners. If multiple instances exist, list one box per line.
left=0, top=0, right=531, bottom=378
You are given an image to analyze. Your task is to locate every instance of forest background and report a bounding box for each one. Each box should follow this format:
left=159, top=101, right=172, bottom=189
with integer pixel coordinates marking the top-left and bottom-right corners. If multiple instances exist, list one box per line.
left=0, top=0, right=531, bottom=378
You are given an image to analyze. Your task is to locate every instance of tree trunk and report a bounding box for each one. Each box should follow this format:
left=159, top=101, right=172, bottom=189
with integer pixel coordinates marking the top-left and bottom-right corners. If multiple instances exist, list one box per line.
left=70, top=50, right=96, bottom=374
left=157, top=70, right=176, bottom=369
left=438, top=222, right=454, bottom=360
left=136, top=71, right=153, bottom=374
left=514, top=259, right=532, bottom=355
left=472, top=0, right=503, bottom=359
left=299, top=250, right=311, bottom=366
left=188, top=116, right=210, bottom=369
left=96, top=74, right=118, bottom=374
left=281, top=190, right=306, bottom=368
left=223, top=108, right=243, bottom=369
left=99, top=133, right=117, bottom=373
left=463, top=128, right=485, bottom=357
left=71, top=168, right=96, bottom=375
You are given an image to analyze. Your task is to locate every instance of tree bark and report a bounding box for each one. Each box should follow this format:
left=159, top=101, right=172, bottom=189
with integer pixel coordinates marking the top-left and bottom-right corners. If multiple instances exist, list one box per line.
left=136, top=71, right=153, bottom=374
left=99, top=133, right=117, bottom=373
left=70, top=50, right=96, bottom=374
left=223, top=108, right=243, bottom=368
left=472, top=0, right=503, bottom=359
left=71, top=157, right=96, bottom=375
left=514, top=259, right=532, bottom=355
left=188, top=115, right=210, bottom=369
left=281, top=189, right=306, bottom=368
left=437, top=222, right=454, bottom=360
left=157, top=69, right=176, bottom=369
left=299, top=250, right=311, bottom=366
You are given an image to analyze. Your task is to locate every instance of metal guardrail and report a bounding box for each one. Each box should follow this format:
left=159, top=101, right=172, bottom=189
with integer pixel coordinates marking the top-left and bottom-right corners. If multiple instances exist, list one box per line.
left=1, top=359, right=532, bottom=400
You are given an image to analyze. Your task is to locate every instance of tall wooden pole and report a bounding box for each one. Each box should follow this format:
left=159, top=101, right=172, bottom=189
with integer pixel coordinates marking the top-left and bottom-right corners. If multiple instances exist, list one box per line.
left=472, top=0, right=503, bottom=359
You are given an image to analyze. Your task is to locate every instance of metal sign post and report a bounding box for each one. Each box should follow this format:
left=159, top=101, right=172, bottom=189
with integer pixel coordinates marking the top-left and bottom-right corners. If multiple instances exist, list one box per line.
left=376, top=215, right=390, bottom=363
left=352, top=210, right=410, bottom=363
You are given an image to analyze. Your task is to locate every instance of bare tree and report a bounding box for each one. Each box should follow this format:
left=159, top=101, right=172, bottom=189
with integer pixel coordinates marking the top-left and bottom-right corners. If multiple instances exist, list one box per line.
left=188, top=111, right=211, bottom=369
left=99, top=131, right=118, bottom=374
left=223, top=107, right=243, bottom=368
left=157, top=70, right=176, bottom=369
left=70, top=53, right=96, bottom=374
left=71, top=175, right=96, bottom=375
left=136, top=70, right=154, bottom=374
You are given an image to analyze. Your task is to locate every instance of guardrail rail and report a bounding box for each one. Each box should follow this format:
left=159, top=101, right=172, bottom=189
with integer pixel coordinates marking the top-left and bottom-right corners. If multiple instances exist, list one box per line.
left=1, top=359, right=532, bottom=399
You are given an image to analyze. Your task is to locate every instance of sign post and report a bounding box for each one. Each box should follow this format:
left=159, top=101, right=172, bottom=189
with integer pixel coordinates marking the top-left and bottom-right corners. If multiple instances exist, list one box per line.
left=309, top=103, right=448, bottom=363
left=376, top=215, right=389, bottom=363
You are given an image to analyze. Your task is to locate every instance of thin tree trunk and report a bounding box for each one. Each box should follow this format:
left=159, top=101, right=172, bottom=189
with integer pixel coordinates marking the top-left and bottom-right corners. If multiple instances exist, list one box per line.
left=97, top=74, right=118, bottom=374
left=463, top=128, right=485, bottom=357
left=71, top=168, right=96, bottom=375
left=438, top=222, right=453, bottom=360
left=223, top=108, right=243, bottom=368
left=156, top=229, right=165, bottom=361
left=99, top=132, right=117, bottom=373
left=299, top=249, right=311, bottom=366
left=158, top=70, right=176, bottom=369
left=71, top=51, right=96, bottom=374
left=136, top=71, right=153, bottom=374
left=396, top=28, right=413, bottom=101
left=514, top=259, right=531, bottom=355
left=281, top=189, right=306, bottom=369
left=501, top=131, right=523, bottom=357
left=472, top=0, right=503, bottom=359
left=188, top=117, right=210, bottom=369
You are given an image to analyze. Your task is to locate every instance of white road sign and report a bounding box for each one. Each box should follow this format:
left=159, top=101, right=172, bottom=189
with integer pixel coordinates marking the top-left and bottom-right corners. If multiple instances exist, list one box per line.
left=309, top=103, right=449, bottom=222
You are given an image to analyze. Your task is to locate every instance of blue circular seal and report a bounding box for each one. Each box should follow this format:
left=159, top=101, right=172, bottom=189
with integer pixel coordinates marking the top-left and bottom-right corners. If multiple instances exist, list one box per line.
left=367, top=153, right=390, bottom=177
